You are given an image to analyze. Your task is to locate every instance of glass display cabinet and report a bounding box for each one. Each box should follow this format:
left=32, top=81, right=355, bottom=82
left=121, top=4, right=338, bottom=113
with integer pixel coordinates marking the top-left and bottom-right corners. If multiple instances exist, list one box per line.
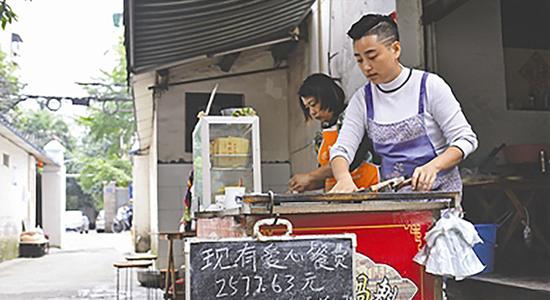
left=191, top=116, right=261, bottom=213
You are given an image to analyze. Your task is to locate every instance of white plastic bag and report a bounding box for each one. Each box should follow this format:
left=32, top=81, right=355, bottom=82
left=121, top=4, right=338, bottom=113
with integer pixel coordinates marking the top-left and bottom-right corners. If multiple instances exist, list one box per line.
left=414, top=212, right=485, bottom=280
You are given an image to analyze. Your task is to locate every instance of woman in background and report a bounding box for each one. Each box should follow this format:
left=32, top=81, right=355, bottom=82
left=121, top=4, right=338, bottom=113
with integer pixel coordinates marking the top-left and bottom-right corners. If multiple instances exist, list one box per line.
left=288, top=73, right=379, bottom=193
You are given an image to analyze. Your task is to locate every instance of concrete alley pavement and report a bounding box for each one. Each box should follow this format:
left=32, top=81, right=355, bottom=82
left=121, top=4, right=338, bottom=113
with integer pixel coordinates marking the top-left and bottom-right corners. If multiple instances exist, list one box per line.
left=0, top=231, right=155, bottom=299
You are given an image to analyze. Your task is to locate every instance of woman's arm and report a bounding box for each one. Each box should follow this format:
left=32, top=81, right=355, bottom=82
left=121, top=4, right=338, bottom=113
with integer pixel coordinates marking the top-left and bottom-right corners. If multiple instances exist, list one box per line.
left=328, top=157, right=358, bottom=193
left=289, top=165, right=332, bottom=192
left=414, top=74, right=478, bottom=191
left=412, top=146, right=463, bottom=191
left=428, top=74, right=478, bottom=158
left=328, top=90, right=367, bottom=193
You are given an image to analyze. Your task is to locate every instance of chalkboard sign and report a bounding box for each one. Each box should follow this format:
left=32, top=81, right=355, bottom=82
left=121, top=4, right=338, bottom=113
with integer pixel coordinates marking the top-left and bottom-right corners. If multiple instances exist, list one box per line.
left=185, top=234, right=356, bottom=300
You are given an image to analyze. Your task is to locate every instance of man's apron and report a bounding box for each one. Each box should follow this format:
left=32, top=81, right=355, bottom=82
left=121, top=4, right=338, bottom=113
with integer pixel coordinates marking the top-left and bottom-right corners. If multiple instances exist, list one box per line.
left=318, top=127, right=379, bottom=192
left=364, top=72, right=462, bottom=194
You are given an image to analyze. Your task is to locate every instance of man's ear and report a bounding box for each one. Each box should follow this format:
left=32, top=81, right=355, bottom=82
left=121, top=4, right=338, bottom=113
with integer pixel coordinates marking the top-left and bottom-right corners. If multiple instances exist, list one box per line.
left=390, top=41, right=401, bottom=60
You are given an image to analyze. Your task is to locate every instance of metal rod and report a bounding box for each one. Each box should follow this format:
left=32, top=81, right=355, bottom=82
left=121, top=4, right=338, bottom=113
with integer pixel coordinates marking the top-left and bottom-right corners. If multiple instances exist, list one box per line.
left=244, top=191, right=460, bottom=204
left=148, top=66, right=289, bottom=90
left=116, top=268, right=120, bottom=300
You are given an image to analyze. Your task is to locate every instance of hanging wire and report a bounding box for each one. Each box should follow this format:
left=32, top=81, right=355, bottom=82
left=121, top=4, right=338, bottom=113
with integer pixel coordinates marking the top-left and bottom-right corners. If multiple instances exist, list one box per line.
left=75, top=82, right=127, bottom=88
left=4, top=94, right=133, bottom=112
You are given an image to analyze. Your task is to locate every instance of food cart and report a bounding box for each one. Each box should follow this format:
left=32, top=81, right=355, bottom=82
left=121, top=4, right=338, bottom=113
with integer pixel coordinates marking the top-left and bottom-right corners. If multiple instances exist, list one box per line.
left=194, top=191, right=459, bottom=300
left=190, top=114, right=459, bottom=299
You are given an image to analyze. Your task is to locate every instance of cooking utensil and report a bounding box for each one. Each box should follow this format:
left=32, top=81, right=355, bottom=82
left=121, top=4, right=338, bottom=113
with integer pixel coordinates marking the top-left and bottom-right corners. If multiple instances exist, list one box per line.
left=363, top=176, right=412, bottom=193
left=204, top=83, right=219, bottom=116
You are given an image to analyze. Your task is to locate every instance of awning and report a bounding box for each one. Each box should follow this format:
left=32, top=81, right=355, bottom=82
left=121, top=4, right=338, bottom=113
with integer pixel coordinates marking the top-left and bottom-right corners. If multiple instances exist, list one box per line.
left=124, top=0, right=316, bottom=74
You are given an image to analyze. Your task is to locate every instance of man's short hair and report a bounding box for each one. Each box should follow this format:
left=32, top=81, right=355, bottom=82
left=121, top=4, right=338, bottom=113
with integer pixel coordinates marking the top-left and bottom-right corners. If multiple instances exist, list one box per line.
left=347, top=14, right=399, bottom=44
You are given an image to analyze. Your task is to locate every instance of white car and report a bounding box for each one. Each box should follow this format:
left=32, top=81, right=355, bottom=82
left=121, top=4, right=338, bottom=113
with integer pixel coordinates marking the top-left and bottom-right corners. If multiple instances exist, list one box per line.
left=95, top=210, right=105, bottom=233
left=64, top=211, right=89, bottom=233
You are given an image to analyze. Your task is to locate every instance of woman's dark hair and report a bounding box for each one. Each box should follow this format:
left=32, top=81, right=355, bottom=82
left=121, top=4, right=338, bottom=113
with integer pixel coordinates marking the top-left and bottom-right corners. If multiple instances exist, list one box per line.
left=347, top=14, right=399, bottom=44
left=298, top=73, right=345, bottom=121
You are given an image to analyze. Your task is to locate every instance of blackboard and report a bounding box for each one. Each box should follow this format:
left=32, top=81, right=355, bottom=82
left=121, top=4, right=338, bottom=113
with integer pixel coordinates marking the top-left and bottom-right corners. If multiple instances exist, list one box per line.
left=185, top=234, right=356, bottom=300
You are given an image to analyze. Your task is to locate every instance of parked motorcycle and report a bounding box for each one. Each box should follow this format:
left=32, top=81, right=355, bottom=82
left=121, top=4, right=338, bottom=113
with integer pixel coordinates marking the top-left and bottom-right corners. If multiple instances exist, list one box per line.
left=112, top=205, right=133, bottom=233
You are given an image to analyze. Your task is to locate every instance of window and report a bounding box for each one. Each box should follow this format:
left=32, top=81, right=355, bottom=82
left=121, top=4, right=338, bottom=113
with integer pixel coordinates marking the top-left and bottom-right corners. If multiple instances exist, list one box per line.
left=2, top=153, right=9, bottom=167
left=185, top=92, right=244, bottom=152
left=502, top=0, right=550, bottom=111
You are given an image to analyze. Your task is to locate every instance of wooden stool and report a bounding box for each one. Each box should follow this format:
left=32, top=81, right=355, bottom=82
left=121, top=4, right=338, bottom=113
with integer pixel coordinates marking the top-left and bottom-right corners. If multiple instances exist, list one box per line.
left=158, top=232, right=194, bottom=299
left=125, top=253, right=158, bottom=261
left=113, top=260, right=153, bottom=300
left=125, top=254, right=159, bottom=299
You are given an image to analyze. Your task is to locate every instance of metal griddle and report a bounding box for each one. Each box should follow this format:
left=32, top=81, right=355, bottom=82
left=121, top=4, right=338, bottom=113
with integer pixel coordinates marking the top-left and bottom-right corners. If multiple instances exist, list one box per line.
left=239, top=191, right=460, bottom=216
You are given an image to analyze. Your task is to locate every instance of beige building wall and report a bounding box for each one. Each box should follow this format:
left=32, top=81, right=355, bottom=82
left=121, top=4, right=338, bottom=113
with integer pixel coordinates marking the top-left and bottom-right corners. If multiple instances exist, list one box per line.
left=130, top=71, right=158, bottom=253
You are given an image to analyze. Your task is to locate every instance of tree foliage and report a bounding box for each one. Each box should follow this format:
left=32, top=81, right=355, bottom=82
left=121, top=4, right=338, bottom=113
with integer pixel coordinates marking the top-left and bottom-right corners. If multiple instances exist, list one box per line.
left=78, top=37, right=133, bottom=158
left=77, top=156, right=132, bottom=207
left=0, top=1, right=18, bottom=30
left=0, top=5, right=133, bottom=212
left=9, top=108, right=76, bottom=151
left=76, top=36, right=134, bottom=205
left=0, top=49, right=23, bottom=113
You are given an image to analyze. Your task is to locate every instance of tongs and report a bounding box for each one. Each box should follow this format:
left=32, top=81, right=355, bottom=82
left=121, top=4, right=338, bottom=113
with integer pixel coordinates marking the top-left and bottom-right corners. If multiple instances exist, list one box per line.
left=361, top=176, right=412, bottom=193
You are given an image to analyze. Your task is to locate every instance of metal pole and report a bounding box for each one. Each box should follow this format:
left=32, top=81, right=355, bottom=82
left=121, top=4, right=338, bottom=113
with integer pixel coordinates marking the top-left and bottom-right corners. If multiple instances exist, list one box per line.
left=116, top=268, right=120, bottom=300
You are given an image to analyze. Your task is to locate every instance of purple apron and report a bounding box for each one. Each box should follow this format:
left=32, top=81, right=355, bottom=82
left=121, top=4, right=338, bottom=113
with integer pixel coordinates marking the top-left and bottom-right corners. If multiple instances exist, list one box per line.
left=364, top=72, right=462, bottom=193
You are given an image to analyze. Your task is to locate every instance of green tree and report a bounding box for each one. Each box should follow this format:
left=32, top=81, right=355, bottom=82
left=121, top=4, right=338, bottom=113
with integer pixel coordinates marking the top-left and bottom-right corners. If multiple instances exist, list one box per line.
left=77, top=157, right=132, bottom=208
left=0, top=1, right=18, bottom=29
left=0, top=49, right=23, bottom=114
left=77, top=36, right=134, bottom=206
left=9, top=108, right=76, bottom=151
left=79, top=37, right=133, bottom=157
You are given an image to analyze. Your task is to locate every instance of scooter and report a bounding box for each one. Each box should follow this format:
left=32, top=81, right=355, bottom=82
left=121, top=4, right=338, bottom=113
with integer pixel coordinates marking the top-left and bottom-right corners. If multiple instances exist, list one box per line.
left=112, top=205, right=133, bottom=233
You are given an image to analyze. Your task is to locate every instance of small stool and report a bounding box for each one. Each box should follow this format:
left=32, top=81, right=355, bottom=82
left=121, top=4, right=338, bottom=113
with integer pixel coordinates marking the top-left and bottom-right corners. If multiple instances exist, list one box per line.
left=126, top=253, right=158, bottom=262
left=158, top=232, right=194, bottom=299
left=114, top=260, right=153, bottom=300
left=125, top=254, right=159, bottom=299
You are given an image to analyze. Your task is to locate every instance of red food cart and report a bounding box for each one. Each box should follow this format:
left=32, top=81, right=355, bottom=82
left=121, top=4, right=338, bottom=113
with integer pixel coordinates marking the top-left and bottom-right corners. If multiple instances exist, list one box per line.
left=196, top=191, right=459, bottom=300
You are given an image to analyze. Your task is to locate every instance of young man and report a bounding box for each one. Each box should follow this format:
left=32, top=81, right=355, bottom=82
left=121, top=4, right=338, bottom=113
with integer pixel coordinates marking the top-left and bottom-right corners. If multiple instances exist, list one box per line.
left=329, top=14, right=478, bottom=194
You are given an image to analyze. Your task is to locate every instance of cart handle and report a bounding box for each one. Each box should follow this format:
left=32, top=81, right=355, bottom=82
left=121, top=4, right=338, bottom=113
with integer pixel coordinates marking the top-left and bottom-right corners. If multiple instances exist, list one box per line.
left=253, top=218, right=293, bottom=240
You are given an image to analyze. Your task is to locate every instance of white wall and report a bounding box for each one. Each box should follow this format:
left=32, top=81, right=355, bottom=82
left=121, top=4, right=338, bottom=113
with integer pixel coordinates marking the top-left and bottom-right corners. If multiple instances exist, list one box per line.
left=328, top=0, right=396, bottom=97
left=149, top=110, right=159, bottom=256
left=157, top=50, right=289, bottom=163
left=156, top=163, right=190, bottom=269
left=42, top=141, right=65, bottom=248
left=0, top=135, right=35, bottom=260
left=435, top=0, right=550, bottom=162
left=130, top=70, right=158, bottom=253
left=0, top=136, right=34, bottom=228
left=133, top=154, right=151, bottom=252
left=287, top=38, right=319, bottom=176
